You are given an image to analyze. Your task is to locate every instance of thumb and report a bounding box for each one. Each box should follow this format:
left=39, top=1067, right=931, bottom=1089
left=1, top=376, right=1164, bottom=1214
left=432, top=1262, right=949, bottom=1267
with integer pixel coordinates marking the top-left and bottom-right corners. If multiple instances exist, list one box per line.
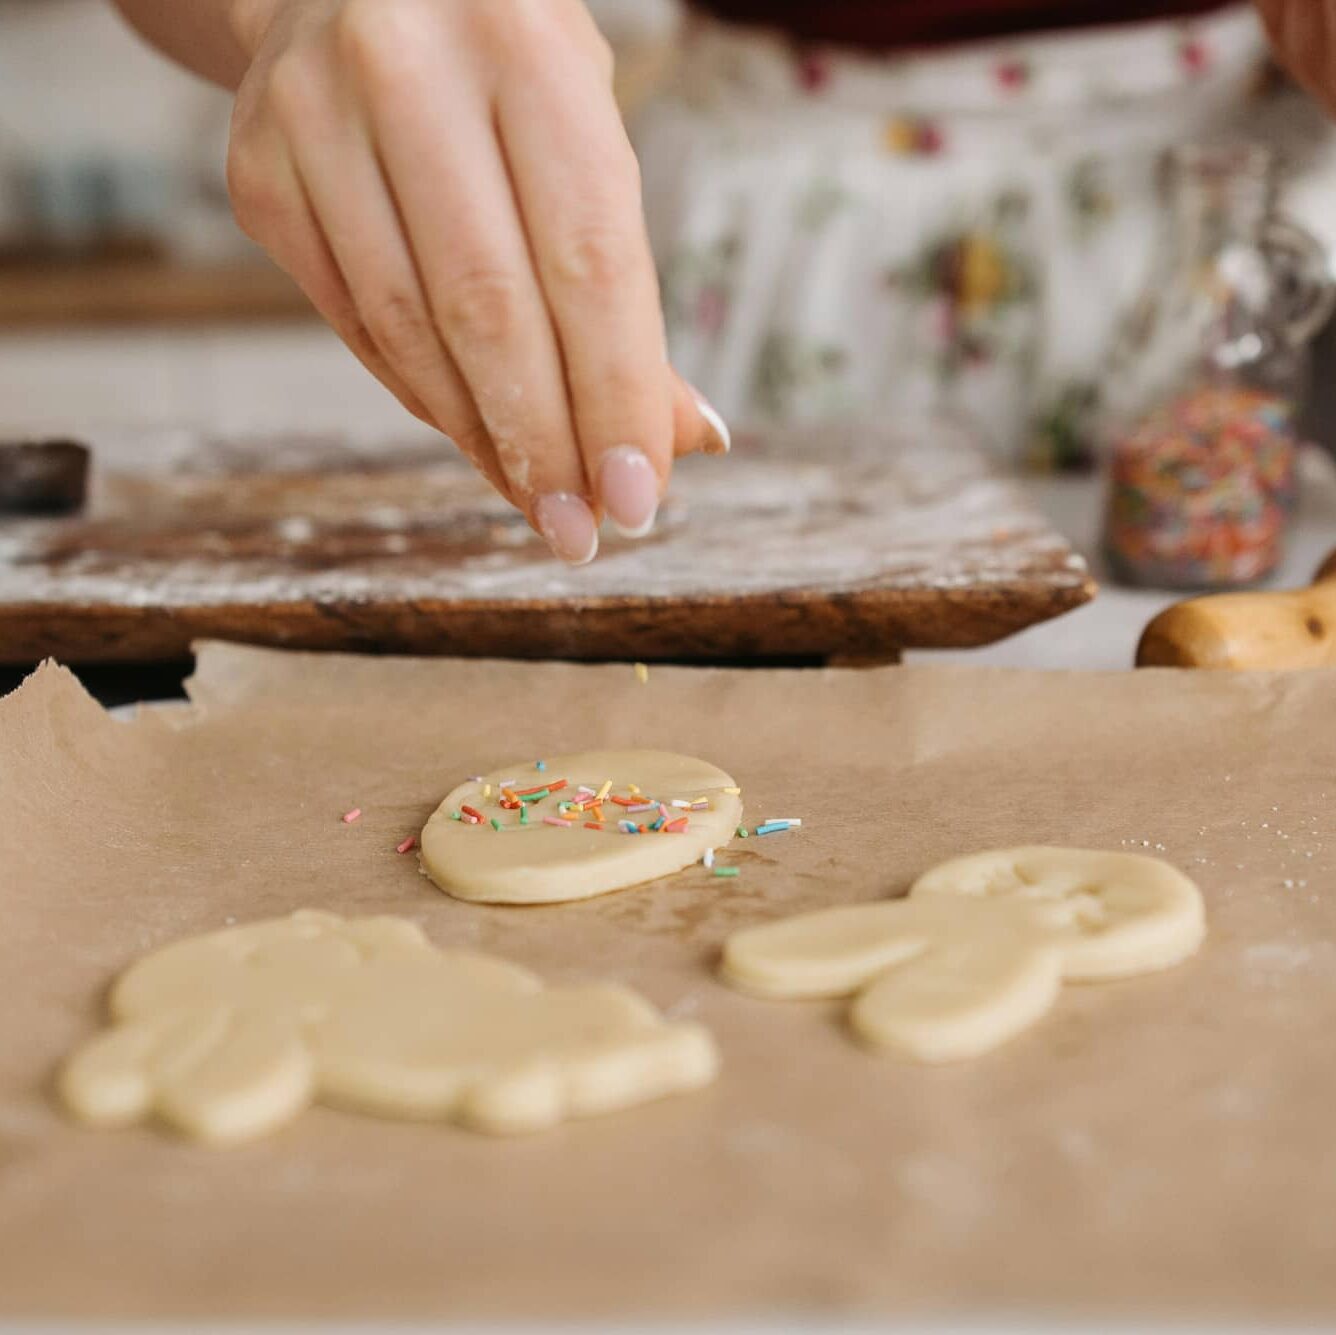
left=670, top=372, right=731, bottom=459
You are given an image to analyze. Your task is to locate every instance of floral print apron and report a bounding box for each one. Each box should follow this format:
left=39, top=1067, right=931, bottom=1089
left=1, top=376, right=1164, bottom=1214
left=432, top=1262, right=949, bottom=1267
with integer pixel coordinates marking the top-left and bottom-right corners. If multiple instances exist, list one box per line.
left=635, top=4, right=1310, bottom=468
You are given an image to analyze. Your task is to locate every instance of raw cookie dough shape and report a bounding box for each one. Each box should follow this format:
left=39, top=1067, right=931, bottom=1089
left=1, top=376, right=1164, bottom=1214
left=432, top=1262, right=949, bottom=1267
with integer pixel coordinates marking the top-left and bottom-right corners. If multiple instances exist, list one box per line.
left=721, top=847, right=1206, bottom=1062
left=60, top=911, right=720, bottom=1144
left=421, top=750, right=744, bottom=905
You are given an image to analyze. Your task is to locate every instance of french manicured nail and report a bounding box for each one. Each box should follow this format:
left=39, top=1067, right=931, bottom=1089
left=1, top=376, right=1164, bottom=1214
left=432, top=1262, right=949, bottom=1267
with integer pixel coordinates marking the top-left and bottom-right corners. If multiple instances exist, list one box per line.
left=534, top=492, right=598, bottom=566
left=598, top=446, right=660, bottom=539
left=693, top=388, right=731, bottom=455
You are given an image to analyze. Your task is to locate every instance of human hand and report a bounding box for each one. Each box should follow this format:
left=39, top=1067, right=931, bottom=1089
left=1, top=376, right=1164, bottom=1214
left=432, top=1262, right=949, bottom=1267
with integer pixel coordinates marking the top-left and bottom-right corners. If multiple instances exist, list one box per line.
left=225, top=0, right=727, bottom=564
left=1255, top=1, right=1336, bottom=116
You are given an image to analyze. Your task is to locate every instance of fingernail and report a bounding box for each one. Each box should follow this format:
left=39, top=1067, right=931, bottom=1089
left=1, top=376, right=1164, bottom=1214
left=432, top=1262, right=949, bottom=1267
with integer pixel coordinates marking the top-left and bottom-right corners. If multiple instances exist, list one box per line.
left=692, top=388, right=731, bottom=455
left=598, top=446, right=660, bottom=539
left=534, top=492, right=599, bottom=566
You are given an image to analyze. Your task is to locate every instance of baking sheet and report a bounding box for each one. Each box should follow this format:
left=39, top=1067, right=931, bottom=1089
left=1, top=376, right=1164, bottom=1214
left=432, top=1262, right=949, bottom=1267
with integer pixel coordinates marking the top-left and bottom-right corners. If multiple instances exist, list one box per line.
left=1, top=643, right=1334, bottom=1322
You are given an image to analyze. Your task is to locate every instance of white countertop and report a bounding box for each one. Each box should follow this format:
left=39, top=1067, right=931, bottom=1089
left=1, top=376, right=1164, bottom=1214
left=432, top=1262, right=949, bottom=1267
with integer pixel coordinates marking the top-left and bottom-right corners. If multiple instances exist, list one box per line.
left=909, top=448, right=1336, bottom=672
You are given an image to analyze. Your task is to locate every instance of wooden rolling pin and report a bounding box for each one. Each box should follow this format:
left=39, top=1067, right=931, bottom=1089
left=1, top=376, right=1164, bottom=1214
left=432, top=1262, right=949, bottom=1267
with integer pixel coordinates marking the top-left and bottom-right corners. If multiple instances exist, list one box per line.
left=1136, top=547, right=1336, bottom=669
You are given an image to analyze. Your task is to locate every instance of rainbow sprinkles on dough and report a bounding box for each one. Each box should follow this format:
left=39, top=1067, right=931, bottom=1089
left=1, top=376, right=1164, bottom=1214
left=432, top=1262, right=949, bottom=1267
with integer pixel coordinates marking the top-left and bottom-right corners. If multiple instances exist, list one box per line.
left=420, top=749, right=745, bottom=904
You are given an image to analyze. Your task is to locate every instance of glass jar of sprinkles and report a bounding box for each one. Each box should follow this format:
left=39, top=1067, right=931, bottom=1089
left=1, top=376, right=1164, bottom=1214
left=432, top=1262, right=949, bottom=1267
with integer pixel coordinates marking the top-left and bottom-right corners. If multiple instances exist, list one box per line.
left=1101, top=144, right=1334, bottom=590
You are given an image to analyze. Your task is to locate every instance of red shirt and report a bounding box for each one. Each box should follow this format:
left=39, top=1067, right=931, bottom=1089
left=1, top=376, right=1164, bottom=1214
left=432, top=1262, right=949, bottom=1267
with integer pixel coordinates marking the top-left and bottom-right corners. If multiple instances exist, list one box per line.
left=690, top=1, right=1238, bottom=49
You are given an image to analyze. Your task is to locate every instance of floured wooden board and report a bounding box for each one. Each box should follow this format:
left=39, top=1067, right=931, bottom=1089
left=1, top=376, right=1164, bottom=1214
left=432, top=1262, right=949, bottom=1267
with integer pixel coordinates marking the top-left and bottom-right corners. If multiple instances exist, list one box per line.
left=1, top=644, right=1335, bottom=1323
left=0, top=423, right=1092, bottom=663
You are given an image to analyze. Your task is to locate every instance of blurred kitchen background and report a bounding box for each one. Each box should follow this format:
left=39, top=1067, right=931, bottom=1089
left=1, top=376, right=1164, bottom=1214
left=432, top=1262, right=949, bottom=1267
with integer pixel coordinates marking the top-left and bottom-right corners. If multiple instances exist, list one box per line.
left=4, top=0, right=1336, bottom=439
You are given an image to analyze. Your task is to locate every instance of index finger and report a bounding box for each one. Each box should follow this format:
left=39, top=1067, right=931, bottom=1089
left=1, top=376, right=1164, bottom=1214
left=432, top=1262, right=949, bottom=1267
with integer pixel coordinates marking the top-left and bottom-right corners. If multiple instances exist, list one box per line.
left=496, top=26, right=674, bottom=539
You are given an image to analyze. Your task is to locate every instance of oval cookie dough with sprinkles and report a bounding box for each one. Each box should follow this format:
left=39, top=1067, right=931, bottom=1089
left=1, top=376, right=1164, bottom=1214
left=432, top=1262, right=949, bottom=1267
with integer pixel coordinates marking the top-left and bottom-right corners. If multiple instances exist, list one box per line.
left=421, top=750, right=744, bottom=904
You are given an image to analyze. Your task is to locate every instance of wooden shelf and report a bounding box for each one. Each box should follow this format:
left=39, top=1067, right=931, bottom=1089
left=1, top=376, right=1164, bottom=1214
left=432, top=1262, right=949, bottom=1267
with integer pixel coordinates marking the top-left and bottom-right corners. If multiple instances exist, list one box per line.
left=0, top=255, right=314, bottom=327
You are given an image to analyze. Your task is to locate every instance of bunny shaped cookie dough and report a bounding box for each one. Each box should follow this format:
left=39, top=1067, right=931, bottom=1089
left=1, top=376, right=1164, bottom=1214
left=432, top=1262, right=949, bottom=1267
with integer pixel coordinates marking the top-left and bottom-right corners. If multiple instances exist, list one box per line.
left=61, top=911, right=718, bottom=1143
left=722, top=848, right=1205, bottom=1062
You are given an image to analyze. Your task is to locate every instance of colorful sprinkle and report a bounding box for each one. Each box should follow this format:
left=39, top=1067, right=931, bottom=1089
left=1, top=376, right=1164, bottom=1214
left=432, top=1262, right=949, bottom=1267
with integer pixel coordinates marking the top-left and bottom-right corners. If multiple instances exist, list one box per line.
left=536, top=760, right=546, bottom=771
left=455, top=768, right=779, bottom=893
left=634, top=662, right=649, bottom=685
left=1104, top=384, right=1297, bottom=587
left=396, top=835, right=417, bottom=855
left=342, top=808, right=362, bottom=824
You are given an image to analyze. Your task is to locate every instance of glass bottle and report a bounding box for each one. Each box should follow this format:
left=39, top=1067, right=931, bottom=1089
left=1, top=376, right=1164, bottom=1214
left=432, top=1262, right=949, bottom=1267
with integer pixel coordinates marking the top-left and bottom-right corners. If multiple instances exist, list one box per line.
left=1101, top=144, right=1334, bottom=590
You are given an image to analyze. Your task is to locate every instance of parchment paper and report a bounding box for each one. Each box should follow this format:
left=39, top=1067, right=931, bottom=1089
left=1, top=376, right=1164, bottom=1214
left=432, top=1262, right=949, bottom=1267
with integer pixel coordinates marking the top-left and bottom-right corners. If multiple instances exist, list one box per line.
left=1, top=643, right=1334, bottom=1322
